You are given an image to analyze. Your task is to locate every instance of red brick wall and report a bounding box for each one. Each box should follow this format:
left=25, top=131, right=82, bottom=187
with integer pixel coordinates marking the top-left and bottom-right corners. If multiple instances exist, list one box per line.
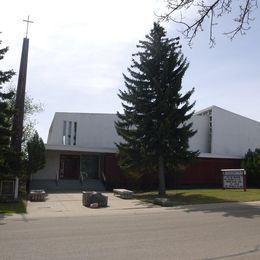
left=104, top=154, right=128, bottom=188
left=174, top=157, right=242, bottom=187
left=104, top=154, right=242, bottom=188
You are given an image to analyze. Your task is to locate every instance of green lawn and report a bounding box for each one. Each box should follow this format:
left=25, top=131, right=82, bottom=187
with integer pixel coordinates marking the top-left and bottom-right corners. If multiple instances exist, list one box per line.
left=0, top=197, right=27, bottom=214
left=134, top=189, right=260, bottom=206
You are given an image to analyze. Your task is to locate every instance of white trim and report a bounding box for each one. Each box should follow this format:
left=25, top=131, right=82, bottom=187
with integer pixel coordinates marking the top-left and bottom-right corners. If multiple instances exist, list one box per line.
left=221, top=169, right=245, bottom=172
left=45, top=145, right=243, bottom=159
left=198, top=153, right=243, bottom=159
left=45, top=144, right=117, bottom=154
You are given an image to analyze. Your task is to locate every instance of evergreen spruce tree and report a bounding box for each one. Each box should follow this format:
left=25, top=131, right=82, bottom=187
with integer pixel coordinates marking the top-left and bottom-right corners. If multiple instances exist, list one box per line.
left=0, top=37, right=16, bottom=176
left=242, top=149, right=260, bottom=186
left=115, top=23, right=198, bottom=196
left=26, top=131, right=46, bottom=176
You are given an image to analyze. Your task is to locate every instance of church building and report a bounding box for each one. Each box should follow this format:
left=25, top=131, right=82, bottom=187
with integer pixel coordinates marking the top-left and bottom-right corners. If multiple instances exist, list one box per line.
left=31, top=106, right=260, bottom=191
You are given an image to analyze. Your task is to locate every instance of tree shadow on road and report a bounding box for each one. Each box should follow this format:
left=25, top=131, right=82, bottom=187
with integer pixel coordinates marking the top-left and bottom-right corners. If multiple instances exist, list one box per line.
left=176, top=200, right=260, bottom=219
left=204, top=245, right=260, bottom=259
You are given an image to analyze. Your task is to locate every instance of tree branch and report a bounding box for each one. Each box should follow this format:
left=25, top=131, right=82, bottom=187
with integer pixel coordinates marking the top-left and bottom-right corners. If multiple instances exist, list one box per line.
left=158, top=0, right=258, bottom=46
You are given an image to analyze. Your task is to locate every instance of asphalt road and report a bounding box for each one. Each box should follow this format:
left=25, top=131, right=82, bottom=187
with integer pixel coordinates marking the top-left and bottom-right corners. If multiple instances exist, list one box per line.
left=1, top=203, right=260, bottom=260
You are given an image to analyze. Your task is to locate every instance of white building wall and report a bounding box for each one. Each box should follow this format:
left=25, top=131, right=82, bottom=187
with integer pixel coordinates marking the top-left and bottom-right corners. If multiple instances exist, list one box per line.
left=45, top=107, right=260, bottom=159
left=47, top=113, right=123, bottom=149
left=211, top=106, right=260, bottom=157
left=188, top=112, right=211, bottom=153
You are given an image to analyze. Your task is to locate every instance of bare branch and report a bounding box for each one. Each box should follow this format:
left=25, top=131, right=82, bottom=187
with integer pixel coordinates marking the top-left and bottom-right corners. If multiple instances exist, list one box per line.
left=224, top=0, right=255, bottom=39
left=158, top=0, right=258, bottom=46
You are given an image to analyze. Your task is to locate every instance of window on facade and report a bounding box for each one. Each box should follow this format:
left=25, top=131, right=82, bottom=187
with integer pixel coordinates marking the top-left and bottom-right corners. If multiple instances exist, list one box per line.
left=209, top=114, right=212, bottom=153
left=68, top=121, right=72, bottom=145
left=62, top=121, right=67, bottom=145
left=73, top=122, right=77, bottom=145
left=62, top=120, right=77, bottom=146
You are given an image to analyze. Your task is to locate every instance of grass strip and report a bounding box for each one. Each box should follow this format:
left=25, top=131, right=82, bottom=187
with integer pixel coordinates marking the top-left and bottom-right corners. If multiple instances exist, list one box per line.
left=134, top=189, right=260, bottom=206
left=0, top=196, right=27, bottom=214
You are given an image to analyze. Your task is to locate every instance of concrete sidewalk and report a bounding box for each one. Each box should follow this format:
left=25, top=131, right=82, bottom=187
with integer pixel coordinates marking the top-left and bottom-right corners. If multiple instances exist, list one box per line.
left=2, top=192, right=164, bottom=221
left=2, top=192, right=260, bottom=221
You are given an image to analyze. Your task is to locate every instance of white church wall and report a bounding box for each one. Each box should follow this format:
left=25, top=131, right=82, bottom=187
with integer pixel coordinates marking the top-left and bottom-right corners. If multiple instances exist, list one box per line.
left=47, top=113, right=123, bottom=150
left=188, top=112, right=211, bottom=153
left=211, top=106, right=260, bottom=157
left=45, top=106, right=260, bottom=159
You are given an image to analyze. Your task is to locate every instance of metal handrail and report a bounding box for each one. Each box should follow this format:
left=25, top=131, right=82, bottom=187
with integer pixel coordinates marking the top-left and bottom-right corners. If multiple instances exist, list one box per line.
left=101, top=171, right=106, bottom=183
left=56, top=171, right=59, bottom=186
left=80, top=172, right=83, bottom=185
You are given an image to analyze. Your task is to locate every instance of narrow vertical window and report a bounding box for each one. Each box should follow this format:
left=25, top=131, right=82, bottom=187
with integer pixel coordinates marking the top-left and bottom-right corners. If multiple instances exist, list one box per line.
left=62, top=121, right=67, bottom=145
left=68, top=121, right=72, bottom=145
left=209, top=113, right=212, bottom=153
left=73, top=122, right=77, bottom=145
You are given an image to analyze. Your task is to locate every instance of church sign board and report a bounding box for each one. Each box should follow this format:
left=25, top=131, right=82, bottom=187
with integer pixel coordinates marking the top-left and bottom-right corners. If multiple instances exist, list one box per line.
left=221, top=169, right=246, bottom=191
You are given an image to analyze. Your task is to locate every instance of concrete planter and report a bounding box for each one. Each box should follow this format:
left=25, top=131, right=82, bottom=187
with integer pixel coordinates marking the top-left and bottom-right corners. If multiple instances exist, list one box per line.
left=82, top=191, right=108, bottom=208
left=29, top=190, right=46, bottom=201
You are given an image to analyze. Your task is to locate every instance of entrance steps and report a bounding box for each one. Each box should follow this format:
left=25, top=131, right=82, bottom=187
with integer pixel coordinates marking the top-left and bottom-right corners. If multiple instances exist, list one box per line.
left=82, top=179, right=106, bottom=192
left=30, top=179, right=106, bottom=192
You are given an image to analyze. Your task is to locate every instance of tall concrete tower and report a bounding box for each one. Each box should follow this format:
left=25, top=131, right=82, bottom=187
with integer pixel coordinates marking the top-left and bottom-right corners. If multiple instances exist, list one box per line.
left=11, top=16, right=33, bottom=153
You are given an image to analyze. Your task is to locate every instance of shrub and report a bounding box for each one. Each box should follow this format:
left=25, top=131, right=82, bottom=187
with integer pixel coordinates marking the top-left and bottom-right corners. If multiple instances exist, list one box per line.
left=242, top=149, right=260, bottom=186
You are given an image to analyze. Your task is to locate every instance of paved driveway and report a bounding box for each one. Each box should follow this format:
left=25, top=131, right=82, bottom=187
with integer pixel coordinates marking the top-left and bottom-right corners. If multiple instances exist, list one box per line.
left=16, top=192, right=162, bottom=220
left=3, top=192, right=260, bottom=221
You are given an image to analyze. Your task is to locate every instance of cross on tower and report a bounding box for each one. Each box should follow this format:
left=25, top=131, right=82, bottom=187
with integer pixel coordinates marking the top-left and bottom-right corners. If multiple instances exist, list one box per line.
left=23, top=16, right=33, bottom=38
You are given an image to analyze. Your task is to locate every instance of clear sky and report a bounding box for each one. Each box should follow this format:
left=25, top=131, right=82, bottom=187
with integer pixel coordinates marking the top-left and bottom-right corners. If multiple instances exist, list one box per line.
left=1, top=0, right=260, bottom=142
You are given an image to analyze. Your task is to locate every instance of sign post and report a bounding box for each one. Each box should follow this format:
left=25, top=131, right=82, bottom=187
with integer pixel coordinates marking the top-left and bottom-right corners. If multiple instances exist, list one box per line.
left=222, top=169, right=246, bottom=191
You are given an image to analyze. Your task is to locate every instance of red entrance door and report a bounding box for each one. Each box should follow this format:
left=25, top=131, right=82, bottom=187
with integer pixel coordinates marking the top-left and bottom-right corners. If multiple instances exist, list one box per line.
left=59, top=155, right=80, bottom=179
